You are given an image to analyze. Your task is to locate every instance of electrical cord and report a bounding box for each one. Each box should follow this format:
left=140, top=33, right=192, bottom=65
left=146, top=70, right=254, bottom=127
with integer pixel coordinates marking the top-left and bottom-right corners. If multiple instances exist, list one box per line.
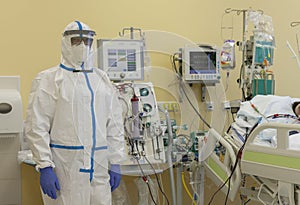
left=238, top=63, right=247, bottom=101
left=159, top=174, right=166, bottom=205
left=224, top=172, right=231, bottom=205
left=136, top=158, right=158, bottom=205
left=170, top=51, right=248, bottom=203
left=226, top=125, right=232, bottom=134
left=207, top=142, right=241, bottom=205
left=171, top=52, right=207, bottom=126
left=171, top=53, right=185, bottom=81
left=208, top=123, right=258, bottom=205
left=170, top=53, right=180, bottom=74
left=144, top=156, right=170, bottom=205
left=243, top=199, right=251, bottom=204
left=170, top=51, right=211, bottom=129
left=180, top=82, right=211, bottom=129
left=222, top=110, right=232, bottom=135
left=146, top=180, right=157, bottom=205
left=114, top=80, right=167, bottom=204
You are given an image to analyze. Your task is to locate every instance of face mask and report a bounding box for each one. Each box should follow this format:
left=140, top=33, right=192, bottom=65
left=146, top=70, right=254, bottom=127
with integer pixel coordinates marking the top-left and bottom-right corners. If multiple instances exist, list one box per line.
left=71, top=42, right=90, bottom=66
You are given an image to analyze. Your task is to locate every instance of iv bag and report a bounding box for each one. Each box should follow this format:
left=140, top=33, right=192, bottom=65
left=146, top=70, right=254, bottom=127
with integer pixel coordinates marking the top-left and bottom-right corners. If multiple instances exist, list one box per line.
left=221, top=40, right=236, bottom=69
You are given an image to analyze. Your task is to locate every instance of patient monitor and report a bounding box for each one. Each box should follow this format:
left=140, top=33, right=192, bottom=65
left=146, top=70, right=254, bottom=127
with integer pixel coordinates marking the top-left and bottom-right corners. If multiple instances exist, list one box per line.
left=181, top=45, right=221, bottom=84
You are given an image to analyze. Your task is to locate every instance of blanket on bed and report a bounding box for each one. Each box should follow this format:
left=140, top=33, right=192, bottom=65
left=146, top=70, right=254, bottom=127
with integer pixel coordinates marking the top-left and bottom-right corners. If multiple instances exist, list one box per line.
left=230, top=95, right=300, bottom=147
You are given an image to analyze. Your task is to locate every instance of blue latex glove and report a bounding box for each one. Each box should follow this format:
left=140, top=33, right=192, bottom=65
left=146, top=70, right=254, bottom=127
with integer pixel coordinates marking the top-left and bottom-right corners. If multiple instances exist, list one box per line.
left=40, top=167, right=60, bottom=199
left=109, top=164, right=121, bottom=192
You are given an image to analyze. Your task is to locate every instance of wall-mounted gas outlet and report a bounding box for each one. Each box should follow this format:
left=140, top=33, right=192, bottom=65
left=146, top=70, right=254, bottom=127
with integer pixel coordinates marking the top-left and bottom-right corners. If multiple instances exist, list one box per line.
left=157, top=101, right=179, bottom=112
left=206, top=101, right=214, bottom=111
left=223, top=101, right=231, bottom=109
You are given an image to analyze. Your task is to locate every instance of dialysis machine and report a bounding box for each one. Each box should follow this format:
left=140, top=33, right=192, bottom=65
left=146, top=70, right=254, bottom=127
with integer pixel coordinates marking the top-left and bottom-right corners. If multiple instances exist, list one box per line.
left=0, top=76, right=22, bottom=205
left=97, top=29, right=166, bottom=175
left=98, top=28, right=209, bottom=204
left=114, top=82, right=165, bottom=174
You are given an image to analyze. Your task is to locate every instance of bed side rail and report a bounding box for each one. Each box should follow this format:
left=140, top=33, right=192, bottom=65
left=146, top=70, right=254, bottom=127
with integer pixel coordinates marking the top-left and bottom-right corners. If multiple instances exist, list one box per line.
left=204, top=128, right=241, bottom=201
left=241, top=122, right=300, bottom=184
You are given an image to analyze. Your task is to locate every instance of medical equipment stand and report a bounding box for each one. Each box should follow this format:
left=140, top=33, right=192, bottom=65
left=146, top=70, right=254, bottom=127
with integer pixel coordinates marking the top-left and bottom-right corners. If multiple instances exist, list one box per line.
left=176, top=164, right=183, bottom=205
left=197, top=162, right=205, bottom=205
left=165, top=109, right=177, bottom=205
left=164, top=107, right=206, bottom=205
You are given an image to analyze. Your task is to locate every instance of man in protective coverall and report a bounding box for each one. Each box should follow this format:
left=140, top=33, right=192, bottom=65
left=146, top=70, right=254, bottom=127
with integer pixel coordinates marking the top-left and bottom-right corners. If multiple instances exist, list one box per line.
left=25, top=20, right=125, bottom=205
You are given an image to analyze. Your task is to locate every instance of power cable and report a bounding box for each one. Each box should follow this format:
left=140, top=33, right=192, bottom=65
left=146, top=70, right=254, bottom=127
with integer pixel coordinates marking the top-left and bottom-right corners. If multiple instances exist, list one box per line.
left=136, top=158, right=158, bottom=205
left=207, top=123, right=258, bottom=205
left=144, top=156, right=170, bottom=205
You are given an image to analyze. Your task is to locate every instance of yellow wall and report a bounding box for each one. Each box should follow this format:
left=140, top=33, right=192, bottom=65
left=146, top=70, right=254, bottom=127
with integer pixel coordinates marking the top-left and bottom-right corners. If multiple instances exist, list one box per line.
left=1, top=0, right=299, bottom=111
left=2, top=0, right=300, bottom=204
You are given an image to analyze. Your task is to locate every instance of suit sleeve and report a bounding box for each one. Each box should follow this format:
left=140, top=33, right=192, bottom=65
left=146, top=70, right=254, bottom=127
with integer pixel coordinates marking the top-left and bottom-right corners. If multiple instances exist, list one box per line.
left=106, top=88, right=125, bottom=164
left=25, top=72, right=57, bottom=169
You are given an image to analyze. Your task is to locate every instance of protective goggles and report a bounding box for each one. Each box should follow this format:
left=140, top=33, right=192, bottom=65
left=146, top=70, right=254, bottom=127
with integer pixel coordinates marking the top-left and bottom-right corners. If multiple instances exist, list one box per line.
left=63, top=30, right=96, bottom=37
left=70, top=37, right=93, bottom=47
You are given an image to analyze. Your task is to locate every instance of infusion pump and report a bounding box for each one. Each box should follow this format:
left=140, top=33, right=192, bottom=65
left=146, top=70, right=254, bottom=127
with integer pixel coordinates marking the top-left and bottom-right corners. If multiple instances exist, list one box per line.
left=181, top=45, right=221, bottom=84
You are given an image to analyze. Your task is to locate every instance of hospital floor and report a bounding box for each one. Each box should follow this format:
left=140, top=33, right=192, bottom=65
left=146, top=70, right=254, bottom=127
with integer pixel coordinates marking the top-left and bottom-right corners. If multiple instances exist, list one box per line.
left=21, top=163, right=261, bottom=205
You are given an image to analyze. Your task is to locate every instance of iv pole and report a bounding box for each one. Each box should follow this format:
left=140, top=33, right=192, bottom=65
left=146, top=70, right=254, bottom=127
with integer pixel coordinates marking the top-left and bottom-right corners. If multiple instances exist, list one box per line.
left=224, top=8, right=263, bottom=101
left=287, top=21, right=300, bottom=69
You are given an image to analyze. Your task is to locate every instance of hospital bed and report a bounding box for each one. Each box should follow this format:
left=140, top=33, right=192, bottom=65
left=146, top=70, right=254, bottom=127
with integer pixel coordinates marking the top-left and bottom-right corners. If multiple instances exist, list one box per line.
left=204, top=95, right=300, bottom=205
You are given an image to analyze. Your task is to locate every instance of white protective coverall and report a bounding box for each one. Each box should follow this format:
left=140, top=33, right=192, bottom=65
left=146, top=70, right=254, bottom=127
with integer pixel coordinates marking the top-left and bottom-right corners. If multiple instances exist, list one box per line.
left=25, top=21, right=125, bottom=205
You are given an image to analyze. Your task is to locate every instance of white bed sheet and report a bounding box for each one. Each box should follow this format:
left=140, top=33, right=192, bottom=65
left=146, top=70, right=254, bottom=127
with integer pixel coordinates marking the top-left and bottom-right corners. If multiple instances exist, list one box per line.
left=230, top=95, right=300, bottom=147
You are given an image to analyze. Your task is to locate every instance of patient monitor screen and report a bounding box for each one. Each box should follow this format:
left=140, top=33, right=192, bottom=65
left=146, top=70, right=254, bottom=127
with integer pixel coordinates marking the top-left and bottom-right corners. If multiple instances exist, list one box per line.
left=189, top=51, right=217, bottom=74
left=183, top=46, right=220, bottom=83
